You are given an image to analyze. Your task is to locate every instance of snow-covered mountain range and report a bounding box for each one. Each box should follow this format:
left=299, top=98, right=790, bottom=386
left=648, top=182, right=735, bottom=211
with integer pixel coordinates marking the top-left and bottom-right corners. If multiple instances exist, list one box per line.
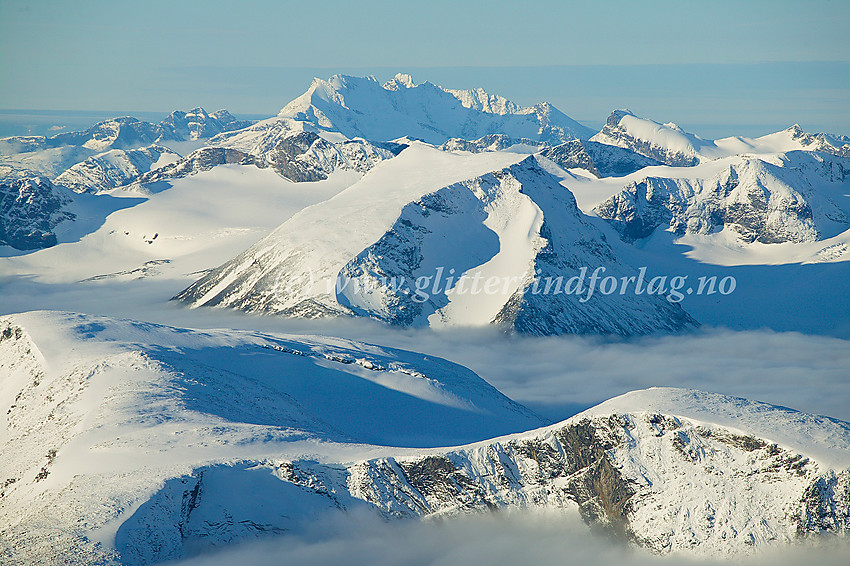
left=2, top=72, right=848, bottom=331
left=592, top=110, right=850, bottom=167
left=273, top=73, right=594, bottom=144
left=595, top=151, right=850, bottom=243
left=0, top=108, right=252, bottom=185
left=1, top=312, right=847, bottom=565
left=175, top=146, right=695, bottom=335
left=2, top=72, right=850, bottom=564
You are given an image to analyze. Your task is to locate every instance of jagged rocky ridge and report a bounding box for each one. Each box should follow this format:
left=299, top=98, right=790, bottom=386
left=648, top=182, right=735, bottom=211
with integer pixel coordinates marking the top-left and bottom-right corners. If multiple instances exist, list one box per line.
left=130, top=147, right=265, bottom=189
left=187, top=397, right=847, bottom=558
left=141, top=131, right=403, bottom=187
left=0, top=177, right=75, bottom=249
left=437, top=134, right=662, bottom=178
left=778, top=125, right=850, bottom=157
left=595, top=151, right=850, bottom=243
left=206, top=72, right=592, bottom=163
left=539, top=139, right=663, bottom=177
left=175, top=146, right=695, bottom=335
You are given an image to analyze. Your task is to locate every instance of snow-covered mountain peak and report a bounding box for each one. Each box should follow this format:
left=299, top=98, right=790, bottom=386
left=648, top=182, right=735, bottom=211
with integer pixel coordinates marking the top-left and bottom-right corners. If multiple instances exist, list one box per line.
left=663, top=121, right=684, bottom=132
left=383, top=72, right=416, bottom=90
left=445, top=85, right=523, bottom=115
left=592, top=109, right=712, bottom=166
left=276, top=73, right=592, bottom=144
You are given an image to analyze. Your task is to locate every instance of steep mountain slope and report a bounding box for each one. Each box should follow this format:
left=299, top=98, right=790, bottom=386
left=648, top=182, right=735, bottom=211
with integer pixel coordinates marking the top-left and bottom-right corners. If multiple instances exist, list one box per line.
left=269, top=388, right=849, bottom=557
left=55, top=145, right=180, bottom=193
left=595, top=151, right=850, bottom=243
left=129, top=147, right=265, bottom=190
left=0, top=177, right=76, bottom=249
left=176, top=144, right=695, bottom=335
left=591, top=110, right=850, bottom=167
left=1, top=315, right=847, bottom=564
left=590, top=110, right=720, bottom=166
left=286, top=73, right=593, bottom=143
left=438, top=133, right=543, bottom=153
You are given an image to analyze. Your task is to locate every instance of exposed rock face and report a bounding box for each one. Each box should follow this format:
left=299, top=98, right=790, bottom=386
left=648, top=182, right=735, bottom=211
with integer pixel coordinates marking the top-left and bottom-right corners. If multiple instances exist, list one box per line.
left=438, top=134, right=543, bottom=153
left=2, top=314, right=849, bottom=564
left=49, top=117, right=163, bottom=152
left=1, top=109, right=251, bottom=155
left=595, top=152, right=850, bottom=243
left=539, top=139, right=663, bottom=178
left=266, top=131, right=402, bottom=182
left=116, top=405, right=850, bottom=561
left=55, top=145, right=179, bottom=193
left=128, top=132, right=400, bottom=187
left=0, top=177, right=74, bottom=250
left=783, top=124, right=850, bottom=157
left=436, top=136, right=661, bottom=178
left=132, top=147, right=264, bottom=187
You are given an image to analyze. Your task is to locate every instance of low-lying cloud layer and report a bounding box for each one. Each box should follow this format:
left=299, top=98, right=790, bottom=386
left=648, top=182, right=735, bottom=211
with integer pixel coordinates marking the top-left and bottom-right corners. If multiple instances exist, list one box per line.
left=170, top=311, right=849, bottom=423
left=172, top=509, right=849, bottom=566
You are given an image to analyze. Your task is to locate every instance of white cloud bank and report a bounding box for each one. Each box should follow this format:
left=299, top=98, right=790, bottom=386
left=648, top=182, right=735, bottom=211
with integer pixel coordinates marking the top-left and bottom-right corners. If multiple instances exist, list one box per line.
left=171, top=509, right=849, bottom=566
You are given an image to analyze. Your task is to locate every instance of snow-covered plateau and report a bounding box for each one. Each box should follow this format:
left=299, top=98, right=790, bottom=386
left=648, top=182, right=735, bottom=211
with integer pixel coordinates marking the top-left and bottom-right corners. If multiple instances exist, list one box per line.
left=1, top=73, right=849, bottom=563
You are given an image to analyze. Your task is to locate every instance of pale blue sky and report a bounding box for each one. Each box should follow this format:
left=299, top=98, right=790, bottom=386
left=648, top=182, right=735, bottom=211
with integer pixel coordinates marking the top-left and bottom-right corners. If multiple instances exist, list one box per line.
left=1, top=0, right=849, bottom=137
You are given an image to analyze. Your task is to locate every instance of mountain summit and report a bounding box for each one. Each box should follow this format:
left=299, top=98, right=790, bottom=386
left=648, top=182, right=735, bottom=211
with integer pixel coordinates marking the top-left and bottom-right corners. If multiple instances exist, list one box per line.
left=175, top=145, right=695, bottom=335
left=275, top=73, right=593, bottom=144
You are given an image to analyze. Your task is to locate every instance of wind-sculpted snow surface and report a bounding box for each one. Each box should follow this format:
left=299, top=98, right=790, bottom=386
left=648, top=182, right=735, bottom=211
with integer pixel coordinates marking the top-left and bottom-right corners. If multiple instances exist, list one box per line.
left=2, top=315, right=847, bottom=565
left=176, top=145, right=695, bottom=335
left=595, top=152, right=850, bottom=243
